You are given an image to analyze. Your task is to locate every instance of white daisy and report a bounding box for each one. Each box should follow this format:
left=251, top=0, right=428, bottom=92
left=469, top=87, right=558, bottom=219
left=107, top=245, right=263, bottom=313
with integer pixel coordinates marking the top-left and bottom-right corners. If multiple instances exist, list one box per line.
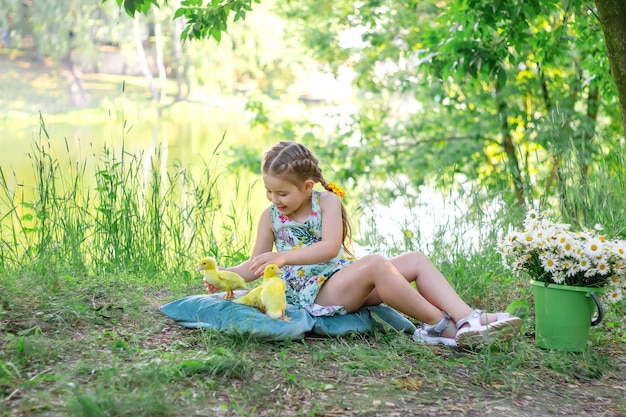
left=583, top=237, right=604, bottom=258
left=606, top=288, right=623, bottom=302
left=612, top=241, right=626, bottom=257
left=565, top=263, right=580, bottom=277
left=578, top=256, right=591, bottom=271
left=541, top=252, right=560, bottom=273
left=608, top=275, right=621, bottom=287
left=595, top=260, right=610, bottom=275
left=551, top=271, right=566, bottom=284
left=558, top=237, right=577, bottom=255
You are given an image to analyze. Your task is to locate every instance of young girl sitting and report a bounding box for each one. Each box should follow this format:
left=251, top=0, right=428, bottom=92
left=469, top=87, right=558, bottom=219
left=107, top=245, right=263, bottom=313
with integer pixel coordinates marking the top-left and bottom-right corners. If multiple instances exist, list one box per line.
left=212, top=141, right=521, bottom=347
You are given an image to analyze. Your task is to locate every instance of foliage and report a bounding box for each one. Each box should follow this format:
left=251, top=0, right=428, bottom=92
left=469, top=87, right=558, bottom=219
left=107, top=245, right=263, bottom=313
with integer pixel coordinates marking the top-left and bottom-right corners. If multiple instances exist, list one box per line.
left=498, top=209, right=626, bottom=297
left=25, top=0, right=622, bottom=214
left=0, top=0, right=129, bottom=62
left=271, top=0, right=622, bottom=211
left=113, top=0, right=161, bottom=16
left=107, top=0, right=262, bottom=42
left=176, top=0, right=261, bottom=42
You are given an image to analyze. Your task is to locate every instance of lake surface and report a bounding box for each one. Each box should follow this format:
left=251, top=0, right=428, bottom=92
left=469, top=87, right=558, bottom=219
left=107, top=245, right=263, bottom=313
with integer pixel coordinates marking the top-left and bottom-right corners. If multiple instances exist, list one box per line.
left=1, top=101, right=479, bottom=258
left=0, top=101, right=275, bottom=253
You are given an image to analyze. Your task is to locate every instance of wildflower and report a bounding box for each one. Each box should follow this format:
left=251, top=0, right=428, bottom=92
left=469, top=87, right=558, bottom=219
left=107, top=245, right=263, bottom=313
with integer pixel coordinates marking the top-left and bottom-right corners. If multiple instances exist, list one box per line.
left=613, top=241, right=626, bottom=256
left=578, top=256, right=591, bottom=271
left=497, top=209, right=626, bottom=303
left=583, top=237, right=604, bottom=258
left=541, top=252, right=560, bottom=273
left=565, top=263, right=580, bottom=277
left=608, top=275, right=620, bottom=286
left=596, top=260, right=610, bottom=275
left=551, top=271, right=566, bottom=284
left=607, top=288, right=623, bottom=302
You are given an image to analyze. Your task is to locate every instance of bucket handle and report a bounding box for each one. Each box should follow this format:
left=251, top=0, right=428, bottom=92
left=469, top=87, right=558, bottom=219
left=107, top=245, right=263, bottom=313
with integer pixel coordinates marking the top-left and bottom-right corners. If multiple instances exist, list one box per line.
left=590, top=291, right=604, bottom=327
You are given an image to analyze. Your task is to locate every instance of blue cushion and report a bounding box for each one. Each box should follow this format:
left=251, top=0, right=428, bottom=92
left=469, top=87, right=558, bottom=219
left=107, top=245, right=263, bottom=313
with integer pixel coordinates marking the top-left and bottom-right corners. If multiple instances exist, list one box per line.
left=160, top=291, right=416, bottom=341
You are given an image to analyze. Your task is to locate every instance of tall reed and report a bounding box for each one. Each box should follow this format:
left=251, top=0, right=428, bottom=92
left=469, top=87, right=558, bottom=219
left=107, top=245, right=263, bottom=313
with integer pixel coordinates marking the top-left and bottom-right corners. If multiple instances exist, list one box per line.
left=550, top=138, right=626, bottom=238
left=0, top=123, right=253, bottom=278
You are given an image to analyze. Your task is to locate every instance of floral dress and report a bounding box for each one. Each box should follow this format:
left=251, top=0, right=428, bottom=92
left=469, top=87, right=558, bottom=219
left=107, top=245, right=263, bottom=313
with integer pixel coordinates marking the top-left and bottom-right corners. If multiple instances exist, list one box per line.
left=271, top=190, right=354, bottom=316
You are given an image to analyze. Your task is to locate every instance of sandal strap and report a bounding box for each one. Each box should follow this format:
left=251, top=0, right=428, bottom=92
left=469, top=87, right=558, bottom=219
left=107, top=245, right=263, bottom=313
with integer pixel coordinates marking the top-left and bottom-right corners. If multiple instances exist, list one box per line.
left=456, top=309, right=483, bottom=330
left=422, top=311, right=452, bottom=337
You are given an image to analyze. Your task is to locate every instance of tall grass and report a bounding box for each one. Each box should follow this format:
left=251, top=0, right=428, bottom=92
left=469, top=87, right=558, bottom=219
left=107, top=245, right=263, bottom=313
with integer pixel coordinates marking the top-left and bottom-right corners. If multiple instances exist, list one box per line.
left=0, top=120, right=253, bottom=279
left=550, top=137, right=626, bottom=237
left=1, top=124, right=625, bottom=416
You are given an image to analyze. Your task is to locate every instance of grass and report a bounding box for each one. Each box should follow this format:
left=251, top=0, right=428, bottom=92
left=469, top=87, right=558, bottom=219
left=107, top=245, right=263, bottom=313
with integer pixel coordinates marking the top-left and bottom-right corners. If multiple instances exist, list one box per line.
left=1, top=269, right=624, bottom=416
left=1, top=132, right=625, bottom=416
left=0, top=124, right=250, bottom=275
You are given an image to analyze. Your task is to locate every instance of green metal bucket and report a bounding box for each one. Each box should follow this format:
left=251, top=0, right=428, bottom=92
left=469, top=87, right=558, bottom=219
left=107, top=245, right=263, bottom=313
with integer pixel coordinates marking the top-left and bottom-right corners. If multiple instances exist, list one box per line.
left=532, top=281, right=604, bottom=352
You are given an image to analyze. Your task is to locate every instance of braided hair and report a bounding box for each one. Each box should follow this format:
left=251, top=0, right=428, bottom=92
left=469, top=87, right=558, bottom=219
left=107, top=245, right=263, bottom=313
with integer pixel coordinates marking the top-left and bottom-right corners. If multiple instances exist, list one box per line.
left=262, top=141, right=353, bottom=255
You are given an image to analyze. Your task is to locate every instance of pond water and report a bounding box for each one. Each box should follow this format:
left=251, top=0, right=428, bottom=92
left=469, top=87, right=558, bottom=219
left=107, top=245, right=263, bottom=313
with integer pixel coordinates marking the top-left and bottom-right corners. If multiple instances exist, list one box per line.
left=1, top=101, right=481, bottom=258
left=0, top=101, right=275, bottom=253
left=1, top=100, right=263, bottom=188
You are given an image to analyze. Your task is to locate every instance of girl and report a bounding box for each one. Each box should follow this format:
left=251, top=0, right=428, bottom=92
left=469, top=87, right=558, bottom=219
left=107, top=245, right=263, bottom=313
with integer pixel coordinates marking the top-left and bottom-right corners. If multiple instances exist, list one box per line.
left=215, top=141, right=521, bottom=347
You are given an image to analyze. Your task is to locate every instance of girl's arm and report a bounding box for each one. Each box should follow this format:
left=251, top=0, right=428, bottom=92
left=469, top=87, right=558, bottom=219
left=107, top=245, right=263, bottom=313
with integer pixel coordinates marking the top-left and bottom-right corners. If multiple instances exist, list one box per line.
left=221, top=207, right=275, bottom=282
left=249, top=192, right=344, bottom=275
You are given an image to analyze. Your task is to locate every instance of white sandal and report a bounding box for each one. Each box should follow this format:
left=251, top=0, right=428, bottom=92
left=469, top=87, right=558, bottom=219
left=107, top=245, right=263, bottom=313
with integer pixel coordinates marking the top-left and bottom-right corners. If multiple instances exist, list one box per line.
left=455, top=309, right=522, bottom=347
left=413, top=312, right=457, bottom=346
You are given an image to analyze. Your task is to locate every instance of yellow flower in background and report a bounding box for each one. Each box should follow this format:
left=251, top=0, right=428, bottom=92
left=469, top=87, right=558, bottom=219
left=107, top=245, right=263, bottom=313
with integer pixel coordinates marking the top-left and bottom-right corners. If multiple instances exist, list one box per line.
left=327, top=182, right=345, bottom=198
left=404, top=229, right=413, bottom=238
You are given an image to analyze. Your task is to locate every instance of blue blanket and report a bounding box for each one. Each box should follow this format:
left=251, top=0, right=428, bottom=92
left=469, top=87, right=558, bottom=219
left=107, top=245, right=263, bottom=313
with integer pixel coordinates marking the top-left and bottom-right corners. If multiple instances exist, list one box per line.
left=160, top=291, right=416, bottom=341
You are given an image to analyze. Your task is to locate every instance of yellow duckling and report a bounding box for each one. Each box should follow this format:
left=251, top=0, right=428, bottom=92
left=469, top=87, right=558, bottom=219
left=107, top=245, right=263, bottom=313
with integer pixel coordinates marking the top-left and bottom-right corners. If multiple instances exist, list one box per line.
left=197, top=257, right=246, bottom=299
left=260, top=264, right=290, bottom=321
left=232, top=284, right=263, bottom=308
left=233, top=264, right=290, bottom=321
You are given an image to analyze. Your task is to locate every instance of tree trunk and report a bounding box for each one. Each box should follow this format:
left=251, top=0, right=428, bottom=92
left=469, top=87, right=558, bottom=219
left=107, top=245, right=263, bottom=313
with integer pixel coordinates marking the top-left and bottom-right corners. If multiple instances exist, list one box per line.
left=596, top=0, right=626, bottom=137
left=133, top=13, right=158, bottom=100
left=63, top=30, right=90, bottom=107
left=172, top=0, right=185, bottom=100
left=153, top=6, right=167, bottom=102
left=496, top=81, right=525, bottom=205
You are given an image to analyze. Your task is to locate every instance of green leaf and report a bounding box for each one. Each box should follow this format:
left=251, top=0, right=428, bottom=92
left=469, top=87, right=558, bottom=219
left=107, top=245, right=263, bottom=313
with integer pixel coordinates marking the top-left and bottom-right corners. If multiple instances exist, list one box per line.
left=505, top=299, right=530, bottom=319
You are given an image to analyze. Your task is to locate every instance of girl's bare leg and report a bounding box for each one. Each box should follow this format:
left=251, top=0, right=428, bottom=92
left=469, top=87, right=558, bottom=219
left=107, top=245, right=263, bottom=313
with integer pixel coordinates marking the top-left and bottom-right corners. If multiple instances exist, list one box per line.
left=363, top=252, right=508, bottom=321
left=386, top=252, right=474, bottom=320
left=316, top=252, right=509, bottom=339
left=315, top=254, right=456, bottom=334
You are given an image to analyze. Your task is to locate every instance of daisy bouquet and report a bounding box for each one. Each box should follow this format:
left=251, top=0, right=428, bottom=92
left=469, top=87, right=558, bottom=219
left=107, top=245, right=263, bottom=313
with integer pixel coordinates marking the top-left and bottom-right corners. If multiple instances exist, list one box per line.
left=497, top=209, right=626, bottom=302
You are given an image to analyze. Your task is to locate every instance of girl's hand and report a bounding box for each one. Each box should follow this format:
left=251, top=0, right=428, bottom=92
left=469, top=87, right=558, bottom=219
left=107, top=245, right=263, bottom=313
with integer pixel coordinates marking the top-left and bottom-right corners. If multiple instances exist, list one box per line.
left=203, top=278, right=220, bottom=293
left=250, top=252, right=287, bottom=276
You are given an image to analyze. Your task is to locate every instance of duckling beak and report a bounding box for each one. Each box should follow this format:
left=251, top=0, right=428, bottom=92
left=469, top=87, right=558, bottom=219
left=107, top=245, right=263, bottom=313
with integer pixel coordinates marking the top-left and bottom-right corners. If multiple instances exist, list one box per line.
left=197, top=266, right=203, bottom=271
